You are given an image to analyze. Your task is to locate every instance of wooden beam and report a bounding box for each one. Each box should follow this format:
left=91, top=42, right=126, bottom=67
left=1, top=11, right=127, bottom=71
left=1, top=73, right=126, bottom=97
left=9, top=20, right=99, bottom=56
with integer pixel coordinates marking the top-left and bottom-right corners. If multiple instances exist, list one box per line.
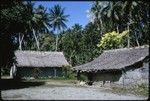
left=54, top=68, right=57, bottom=77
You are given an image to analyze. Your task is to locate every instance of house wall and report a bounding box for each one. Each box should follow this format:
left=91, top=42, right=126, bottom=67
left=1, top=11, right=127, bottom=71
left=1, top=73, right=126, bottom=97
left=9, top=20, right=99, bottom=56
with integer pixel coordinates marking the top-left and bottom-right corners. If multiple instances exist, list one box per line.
left=91, top=71, right=122, bottom=86
left=115, top=61, right=149, bottom=86
left=92, top=71, right=122, bottom=82
left=91, top=60, right=149, bottom=87
left=16, top=67, right=63, bottom=79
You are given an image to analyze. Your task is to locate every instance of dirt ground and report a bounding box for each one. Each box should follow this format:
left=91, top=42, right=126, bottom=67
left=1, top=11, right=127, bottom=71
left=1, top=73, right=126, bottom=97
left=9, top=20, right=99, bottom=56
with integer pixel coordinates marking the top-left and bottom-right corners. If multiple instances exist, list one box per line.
left=1, top=81, right=148, bottom=100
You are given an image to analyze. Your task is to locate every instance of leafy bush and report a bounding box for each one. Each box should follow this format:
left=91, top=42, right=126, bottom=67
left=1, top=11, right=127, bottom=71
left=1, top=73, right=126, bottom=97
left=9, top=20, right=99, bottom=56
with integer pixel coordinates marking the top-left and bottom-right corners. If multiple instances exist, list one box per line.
left=62, top=65, right=77, bottom=79
left=97, top=30, right=129, bottom=50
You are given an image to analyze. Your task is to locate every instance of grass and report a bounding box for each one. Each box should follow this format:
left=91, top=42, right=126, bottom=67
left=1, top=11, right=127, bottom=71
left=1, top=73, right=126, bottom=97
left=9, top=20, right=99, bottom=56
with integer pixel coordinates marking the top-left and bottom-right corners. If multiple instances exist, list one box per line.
left=110, top=84, right=149, bottom=97
left=1, top=78, right=79, bottom=90
left=24, top=78, right=78, bottom=84
left=1, top=75, right=78, bottom=87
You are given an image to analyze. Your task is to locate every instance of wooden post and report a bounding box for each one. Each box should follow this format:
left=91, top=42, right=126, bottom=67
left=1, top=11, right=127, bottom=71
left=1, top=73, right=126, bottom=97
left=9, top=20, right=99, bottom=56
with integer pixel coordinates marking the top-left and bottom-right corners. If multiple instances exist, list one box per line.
left=87, top=72, right=93, bottom=85
left=103, top=81, right=105, bottom=86
left=54, top=68, right=57, bottom=77
left=77, top=70, right=81, bottom=80
left=122, top=69, right=126, bottom=88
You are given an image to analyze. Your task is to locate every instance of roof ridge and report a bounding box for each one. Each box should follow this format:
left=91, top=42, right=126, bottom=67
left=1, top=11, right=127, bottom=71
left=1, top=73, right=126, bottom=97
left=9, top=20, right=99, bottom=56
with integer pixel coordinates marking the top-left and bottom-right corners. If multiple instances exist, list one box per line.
left=15, top=50, right=63, bottom=54
left=15, top=50, right=69, bottom=67
left=104, top=45, right=149, bottom=53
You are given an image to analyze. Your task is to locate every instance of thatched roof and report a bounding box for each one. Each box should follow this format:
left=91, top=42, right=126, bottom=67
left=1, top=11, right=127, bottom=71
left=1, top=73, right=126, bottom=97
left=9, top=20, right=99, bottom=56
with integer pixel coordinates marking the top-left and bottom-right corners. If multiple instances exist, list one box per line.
left=15, top=50, right=69, bottom=67
left=74, top=46, right=149, bottom=72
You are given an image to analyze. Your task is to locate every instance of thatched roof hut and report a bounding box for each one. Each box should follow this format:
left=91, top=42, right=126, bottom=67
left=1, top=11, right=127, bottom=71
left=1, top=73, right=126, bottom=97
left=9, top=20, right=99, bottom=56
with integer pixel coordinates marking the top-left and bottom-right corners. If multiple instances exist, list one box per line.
left=15, top=50, right=69, bottom=68
left=74, top=46, right=149, bottom=72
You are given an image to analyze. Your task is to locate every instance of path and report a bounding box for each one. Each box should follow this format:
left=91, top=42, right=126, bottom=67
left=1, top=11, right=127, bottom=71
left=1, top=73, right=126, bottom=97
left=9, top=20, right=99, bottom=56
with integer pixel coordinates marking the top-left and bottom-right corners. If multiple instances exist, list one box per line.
left=1, top=85, right=147, bottom=100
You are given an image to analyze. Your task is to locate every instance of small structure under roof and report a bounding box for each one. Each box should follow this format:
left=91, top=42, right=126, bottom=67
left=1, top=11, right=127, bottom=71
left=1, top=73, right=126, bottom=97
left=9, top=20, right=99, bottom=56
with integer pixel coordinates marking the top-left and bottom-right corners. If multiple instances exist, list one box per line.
left=10, top=50, right=69, bottom=79
left=74, top=45, right=149, bottom=72
left=74, top=45, right=149, bottom=86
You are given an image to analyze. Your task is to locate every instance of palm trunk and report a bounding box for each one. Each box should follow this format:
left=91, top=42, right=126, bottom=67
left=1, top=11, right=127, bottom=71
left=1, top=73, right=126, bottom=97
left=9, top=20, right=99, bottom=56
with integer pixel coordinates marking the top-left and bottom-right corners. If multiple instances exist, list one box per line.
left=127, top=24, right=130, bottom=48
left=55, top=35, right=58, bottom=51
left=32, top=29, right=40, bottom=50
left=135, top=38, right=140, bottom=47
left=55, top=30, right=59, bottom=51
left=116, top=25, right=119, bottom=33
left=99, top=16, right=103, bottom=35
left=19, top=33, right=21, bottom=50
left=43, top=22, right=51, bottom=32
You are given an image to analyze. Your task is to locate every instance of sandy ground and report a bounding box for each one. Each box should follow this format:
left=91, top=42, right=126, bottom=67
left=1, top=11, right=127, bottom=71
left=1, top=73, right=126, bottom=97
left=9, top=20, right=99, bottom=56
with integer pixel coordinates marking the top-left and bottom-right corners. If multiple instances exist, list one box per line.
left=1, top=84, right=148, bottom=100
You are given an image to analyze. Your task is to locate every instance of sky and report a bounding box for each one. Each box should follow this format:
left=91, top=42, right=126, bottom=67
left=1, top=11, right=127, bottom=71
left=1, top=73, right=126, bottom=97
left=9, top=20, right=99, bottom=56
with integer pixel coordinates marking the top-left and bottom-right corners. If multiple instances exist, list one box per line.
left=34, top=1, right=92, bottom=29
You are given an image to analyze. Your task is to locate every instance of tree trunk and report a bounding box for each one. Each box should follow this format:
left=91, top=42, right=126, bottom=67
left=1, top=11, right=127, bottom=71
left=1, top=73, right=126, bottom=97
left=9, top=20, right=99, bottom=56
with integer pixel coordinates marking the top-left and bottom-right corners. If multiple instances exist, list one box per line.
left=18, top=33, right=21, bottom=50
left=43, top=22, right=51, bottom=32
left=69, top=50, right=75, bottom=65
left=55, top=30, right=59, bottom=51
left=32, top=29, right=40, bottom=50
left=18, top=33, right=24, bottom=50
left=99, top=16, right=103, bottom=35
left=116, top=25, right=119, bottom=33
left=77, top=70, right=81, bottom=80
left=134, top=32, right=140, bottom=46
left=55, top=34, right=58, bottom=51
left=127, top=24, right=130, bottom=48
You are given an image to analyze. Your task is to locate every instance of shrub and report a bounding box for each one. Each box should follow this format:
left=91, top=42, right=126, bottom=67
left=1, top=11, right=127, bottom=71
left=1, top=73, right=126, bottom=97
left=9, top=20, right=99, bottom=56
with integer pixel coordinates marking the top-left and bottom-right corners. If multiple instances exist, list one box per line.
left=97, top=30, right=129, bottom=50
left=79, top=74, right=88, bottom=81
left=62, top=65, right=76, bottom=79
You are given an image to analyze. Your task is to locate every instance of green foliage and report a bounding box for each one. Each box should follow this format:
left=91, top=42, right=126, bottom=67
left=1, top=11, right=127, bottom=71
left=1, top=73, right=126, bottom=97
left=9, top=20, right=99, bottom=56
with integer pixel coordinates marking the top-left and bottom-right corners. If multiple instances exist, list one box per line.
left=1, top=1, right=30, bottom=34
left=89, top=1, right=149, bottom=46
left=1, top=1, right=28, bottom=70
left=58, top=23, right=101, bottom=66
left=97, top=30, right=129, bottom=50
left=49, top=4, right=69, bottom=31
left=39, top=33, right=56, bottom=51
left=1, top=1, right=149, bottom=78
left=45, top=4, right=69, bottom=51
left=79, top=74, right=88, bottom=81
left=62, top=65, right=76, bottom=79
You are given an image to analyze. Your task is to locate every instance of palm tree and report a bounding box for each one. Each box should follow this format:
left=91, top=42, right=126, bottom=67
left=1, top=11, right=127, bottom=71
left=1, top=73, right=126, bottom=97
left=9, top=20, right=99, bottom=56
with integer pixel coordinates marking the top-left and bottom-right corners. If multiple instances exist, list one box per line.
left=49, top=4, right=69, bottom=51
left=89, top=1, right=120, bottom=35
left=32, top=5, right=51, bottom=50
left=89, top=1, right=148, bottom=47
left=23, top=3, right=51, bottom=50
left=89, top=1, right=102, bottom=33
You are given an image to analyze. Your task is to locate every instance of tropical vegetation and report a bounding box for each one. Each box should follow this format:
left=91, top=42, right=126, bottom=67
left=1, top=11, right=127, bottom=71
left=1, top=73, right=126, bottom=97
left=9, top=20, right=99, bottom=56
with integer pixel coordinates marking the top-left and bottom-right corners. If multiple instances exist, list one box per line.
left=0, top=1, right=149, bottom=76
